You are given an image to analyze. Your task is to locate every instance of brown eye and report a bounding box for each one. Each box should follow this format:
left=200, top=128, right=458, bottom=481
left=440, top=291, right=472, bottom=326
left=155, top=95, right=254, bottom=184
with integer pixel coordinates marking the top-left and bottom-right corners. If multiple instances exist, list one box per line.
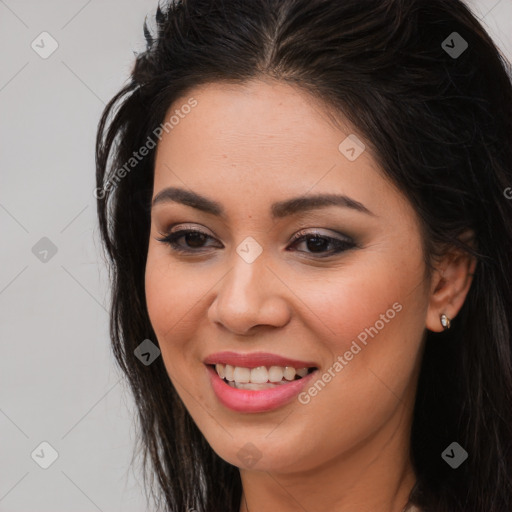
left=288, top=230, right=356, bottom=257
left=182, top=231, right=208, bottom=248
left=156, top=227, right=356, bottom=258
left=156, top=229, right=220, bottom=253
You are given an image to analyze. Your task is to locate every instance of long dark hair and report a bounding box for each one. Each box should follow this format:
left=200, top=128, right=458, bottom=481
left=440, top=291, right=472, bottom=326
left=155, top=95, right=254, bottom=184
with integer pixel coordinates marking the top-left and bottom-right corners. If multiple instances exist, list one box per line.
left=95, top=1, right=512, bottom=510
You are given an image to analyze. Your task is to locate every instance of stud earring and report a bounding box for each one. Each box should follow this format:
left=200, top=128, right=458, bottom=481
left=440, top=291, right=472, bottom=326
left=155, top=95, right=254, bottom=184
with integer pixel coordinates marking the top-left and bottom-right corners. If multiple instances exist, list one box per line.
left=440, top=313, right=451, bottom=330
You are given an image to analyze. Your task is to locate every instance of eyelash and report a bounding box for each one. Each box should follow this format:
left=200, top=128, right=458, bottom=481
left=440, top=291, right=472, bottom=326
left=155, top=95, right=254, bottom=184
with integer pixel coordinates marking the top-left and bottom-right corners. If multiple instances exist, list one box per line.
left=155, top=227, right=356, bottom=258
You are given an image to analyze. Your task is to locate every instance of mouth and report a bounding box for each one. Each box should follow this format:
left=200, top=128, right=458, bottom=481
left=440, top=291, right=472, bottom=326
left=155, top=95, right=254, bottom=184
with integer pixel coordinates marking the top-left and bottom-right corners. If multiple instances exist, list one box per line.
left=203, top=352, right=320, bottom=413
left=207, top=363, right=317, bottom=390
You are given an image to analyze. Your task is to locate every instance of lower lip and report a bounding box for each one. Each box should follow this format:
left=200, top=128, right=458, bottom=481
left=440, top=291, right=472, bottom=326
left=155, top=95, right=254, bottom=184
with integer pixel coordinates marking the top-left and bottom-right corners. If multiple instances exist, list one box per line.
left=206, top=365, right=318, bottom=413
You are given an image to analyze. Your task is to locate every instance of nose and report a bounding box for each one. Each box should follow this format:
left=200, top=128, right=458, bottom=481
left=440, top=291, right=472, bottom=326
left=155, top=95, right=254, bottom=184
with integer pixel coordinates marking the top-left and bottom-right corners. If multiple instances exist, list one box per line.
left=207, top=251, right=292, bottom=336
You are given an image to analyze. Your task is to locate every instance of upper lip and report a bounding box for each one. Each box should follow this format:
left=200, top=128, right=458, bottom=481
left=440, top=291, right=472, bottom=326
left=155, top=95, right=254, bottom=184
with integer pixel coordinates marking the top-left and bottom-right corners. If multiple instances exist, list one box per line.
left=203, top=351, right=318, bottom=369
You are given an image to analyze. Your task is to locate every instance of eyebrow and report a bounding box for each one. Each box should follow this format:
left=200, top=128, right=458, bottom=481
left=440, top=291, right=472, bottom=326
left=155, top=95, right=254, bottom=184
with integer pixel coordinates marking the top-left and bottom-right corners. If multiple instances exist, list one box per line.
left=151, top=186, right=375, bottom=218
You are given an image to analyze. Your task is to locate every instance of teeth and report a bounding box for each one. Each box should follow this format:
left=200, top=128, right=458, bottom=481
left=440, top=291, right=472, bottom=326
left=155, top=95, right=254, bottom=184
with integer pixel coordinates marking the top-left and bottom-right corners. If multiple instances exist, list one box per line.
left=233, top=367, right=251, bottom=383
left=227, top=381, right=288, bottom=390
left=250, top=366, right=269, bottom=384
left=215, top=364, right=225, bottom=379
left=296, top=368, right=308, bottom=378
left=268, top=366, right=284, bottom=382
left=213, top=364, right=311, bottom=384
left=224, top=364, right=235, bottom=381
left=283, top=366, right=296, bottom=381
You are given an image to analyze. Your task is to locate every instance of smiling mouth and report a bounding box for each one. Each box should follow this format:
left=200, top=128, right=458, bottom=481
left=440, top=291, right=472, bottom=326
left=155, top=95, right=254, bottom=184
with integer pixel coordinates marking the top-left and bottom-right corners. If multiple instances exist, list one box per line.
left=208, top=363, right=317, bottom=390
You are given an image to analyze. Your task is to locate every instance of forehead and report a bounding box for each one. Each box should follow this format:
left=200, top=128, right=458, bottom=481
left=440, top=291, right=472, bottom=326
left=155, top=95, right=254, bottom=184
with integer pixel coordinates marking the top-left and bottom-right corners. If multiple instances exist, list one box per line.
left=152, top=79, right=402, bottom=219
left=157, top=80, right=345, bottom=162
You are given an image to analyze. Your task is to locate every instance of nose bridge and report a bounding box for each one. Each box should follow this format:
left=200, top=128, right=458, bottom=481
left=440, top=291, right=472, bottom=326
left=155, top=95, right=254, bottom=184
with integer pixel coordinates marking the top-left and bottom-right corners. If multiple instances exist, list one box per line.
left=221, top=246, right=268, bottom=311
left=208, top=240, right=290, bottom=333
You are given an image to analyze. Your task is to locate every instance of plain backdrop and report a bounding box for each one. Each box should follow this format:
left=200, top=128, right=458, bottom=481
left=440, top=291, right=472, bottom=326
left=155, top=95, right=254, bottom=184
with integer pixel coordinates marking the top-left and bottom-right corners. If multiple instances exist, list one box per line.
left=1, top=1, right=511, bottom=511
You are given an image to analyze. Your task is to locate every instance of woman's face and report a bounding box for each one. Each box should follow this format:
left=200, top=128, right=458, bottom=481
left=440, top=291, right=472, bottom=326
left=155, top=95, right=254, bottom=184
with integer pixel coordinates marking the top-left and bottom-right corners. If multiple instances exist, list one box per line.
left=145, top=79, right=432, bottom=476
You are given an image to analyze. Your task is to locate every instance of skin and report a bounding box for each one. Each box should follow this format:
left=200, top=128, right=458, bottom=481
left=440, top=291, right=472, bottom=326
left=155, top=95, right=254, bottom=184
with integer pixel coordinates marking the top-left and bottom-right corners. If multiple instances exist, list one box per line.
left=144, top=78, right=476, bottom=512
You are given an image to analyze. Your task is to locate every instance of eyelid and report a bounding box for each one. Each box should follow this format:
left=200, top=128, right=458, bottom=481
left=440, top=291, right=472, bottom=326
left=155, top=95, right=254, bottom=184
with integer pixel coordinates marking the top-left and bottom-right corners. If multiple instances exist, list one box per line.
left=290, top=228, right=354, bottom=244
left=159, top=223, right=354, bottom=245
left=155, top=223, right=358, bottom=258
left=165, top=222, right=214, bottom=234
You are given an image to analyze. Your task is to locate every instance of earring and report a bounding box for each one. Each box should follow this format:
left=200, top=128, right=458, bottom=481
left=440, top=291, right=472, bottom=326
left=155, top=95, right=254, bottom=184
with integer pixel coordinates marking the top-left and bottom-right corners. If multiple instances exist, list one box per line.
left=440, top=313, right=451, bottom=330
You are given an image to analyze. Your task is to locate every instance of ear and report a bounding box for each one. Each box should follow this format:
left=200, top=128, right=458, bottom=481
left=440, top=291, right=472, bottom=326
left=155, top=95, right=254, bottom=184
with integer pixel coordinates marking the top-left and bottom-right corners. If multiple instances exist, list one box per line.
left=425, top=231, right=478, bottom=333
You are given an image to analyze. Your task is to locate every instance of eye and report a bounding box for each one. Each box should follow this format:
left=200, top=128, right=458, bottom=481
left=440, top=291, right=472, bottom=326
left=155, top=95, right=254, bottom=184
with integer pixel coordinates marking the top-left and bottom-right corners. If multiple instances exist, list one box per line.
left=156, top=226, right=356, bottom=257
left=155, top=227, right=220, bottom=253
left=288, top=229, right=356, bottom=257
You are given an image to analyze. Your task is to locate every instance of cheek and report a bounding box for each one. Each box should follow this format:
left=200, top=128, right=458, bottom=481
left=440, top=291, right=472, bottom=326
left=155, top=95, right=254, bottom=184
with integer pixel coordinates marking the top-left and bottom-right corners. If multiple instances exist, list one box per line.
left=144, top=249, right=206, bottom=358
left=292, top=246, right=429, bottom=425
left=260, top=264, right=428, bottom=472
left=301, top=248, right=427, bottom=357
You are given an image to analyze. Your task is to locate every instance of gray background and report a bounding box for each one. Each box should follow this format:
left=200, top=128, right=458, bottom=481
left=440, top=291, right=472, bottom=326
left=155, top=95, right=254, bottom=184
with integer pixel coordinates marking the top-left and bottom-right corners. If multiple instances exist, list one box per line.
left=1, top=1, right=511, bottom=511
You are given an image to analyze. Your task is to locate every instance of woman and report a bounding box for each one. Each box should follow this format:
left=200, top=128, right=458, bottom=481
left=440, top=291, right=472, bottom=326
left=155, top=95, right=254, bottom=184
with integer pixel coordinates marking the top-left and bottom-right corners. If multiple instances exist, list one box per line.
left=95, top=0, right=512, bottom=511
